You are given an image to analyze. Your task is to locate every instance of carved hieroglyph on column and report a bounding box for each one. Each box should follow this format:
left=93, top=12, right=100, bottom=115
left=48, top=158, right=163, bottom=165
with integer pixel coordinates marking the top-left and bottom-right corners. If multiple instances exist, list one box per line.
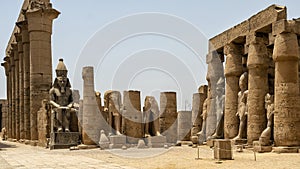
left=82, top=67, right=109, bottom=145
left=26, top=3, right=60, bottom=141
left=224, top=43, right=243, bottom=139
left=247, top=35, right=269, bottom=145
left=273, top=32, right=300, bottom=146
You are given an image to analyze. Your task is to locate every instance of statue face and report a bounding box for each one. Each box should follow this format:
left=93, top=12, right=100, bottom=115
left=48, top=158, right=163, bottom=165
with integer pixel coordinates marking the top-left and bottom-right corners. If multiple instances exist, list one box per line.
left=57, top=76, right=67, bottom=88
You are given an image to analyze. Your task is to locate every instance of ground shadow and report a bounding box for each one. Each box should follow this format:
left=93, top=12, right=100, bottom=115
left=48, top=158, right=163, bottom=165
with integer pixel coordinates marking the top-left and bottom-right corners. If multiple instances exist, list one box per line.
left=0, top=141, right=17, bottom=149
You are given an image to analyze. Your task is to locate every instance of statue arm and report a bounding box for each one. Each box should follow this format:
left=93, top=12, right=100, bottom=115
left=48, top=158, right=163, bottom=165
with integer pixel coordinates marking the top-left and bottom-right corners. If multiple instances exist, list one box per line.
left=49, top=88, right=60, bottom=108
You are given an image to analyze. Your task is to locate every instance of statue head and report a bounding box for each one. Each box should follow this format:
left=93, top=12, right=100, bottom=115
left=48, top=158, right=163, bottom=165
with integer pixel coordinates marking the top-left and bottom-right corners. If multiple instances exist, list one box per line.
left=144, top=96, right=159, bottom=114
left=53, top=59, right=71, bottom=92
left=265, top=93, right=274, bottom=105
left=239, top=72, right=248, bottom=91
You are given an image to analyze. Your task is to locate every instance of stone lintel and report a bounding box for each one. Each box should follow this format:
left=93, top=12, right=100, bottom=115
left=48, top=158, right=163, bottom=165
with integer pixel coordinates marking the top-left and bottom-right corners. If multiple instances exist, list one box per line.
left=272, top=19, right=300, bottom=36
left=209, top=5, right=286, bottom=52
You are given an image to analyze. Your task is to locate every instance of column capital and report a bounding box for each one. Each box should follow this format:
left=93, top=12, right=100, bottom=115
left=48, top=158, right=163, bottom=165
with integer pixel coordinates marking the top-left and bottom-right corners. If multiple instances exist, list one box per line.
left=273, top=32, right=299, bottom=62
left=26, top=7, right=60, bottom=34
left=1, top=62, right=9, bottom=76
left=247, top=36, right=269, bottom=69
left=224, top=43, right=243, bottom=77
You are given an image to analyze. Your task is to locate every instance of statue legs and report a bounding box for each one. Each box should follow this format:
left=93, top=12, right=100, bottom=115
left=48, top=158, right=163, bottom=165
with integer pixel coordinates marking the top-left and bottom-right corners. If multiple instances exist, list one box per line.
left=114, top=115, right=121, bottom=135
left=56, top=109, right=70, bottom=132
left=234, top=114, right=246, bottom=140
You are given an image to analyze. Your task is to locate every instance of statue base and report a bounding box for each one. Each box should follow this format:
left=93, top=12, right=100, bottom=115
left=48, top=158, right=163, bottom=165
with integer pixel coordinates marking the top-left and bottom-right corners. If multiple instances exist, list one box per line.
left=232, top=138, right=247, bottom=145
left=253, top=141, right=272, bottom=153
left=109, top=135, right=126, bottom=149
left=146, top=135, right=166, bottom=148
left=272, top=146, right=300, bottom=153
left=50, top=132, right=79, bottom=150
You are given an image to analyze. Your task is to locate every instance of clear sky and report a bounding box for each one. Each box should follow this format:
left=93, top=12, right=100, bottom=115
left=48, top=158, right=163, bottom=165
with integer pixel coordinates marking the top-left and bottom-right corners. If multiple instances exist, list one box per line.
left=1, top=0, right=300, bottom=110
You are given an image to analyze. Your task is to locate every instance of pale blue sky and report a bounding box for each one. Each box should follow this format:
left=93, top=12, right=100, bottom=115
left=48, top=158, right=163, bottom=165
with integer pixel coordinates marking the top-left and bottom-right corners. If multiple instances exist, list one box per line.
left=1, top=0, right=300, bottom=110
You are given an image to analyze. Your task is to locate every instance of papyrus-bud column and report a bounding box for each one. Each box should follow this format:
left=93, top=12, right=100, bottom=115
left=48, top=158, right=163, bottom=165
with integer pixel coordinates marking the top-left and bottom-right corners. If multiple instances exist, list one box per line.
left=10, top=46, right=17, bottom=139
left=206, top=52, right=224, bottom=138
left=273, top=32, right=300, bottom=146
left=123, top=90, right=143, bottom=143
left=82, top=67, right=100, bottom=145
left=12, top=43, right=20, bottom=140
left=17, top=20, right=31, bottom=140
left=26, top=8, right=60, bottom=141
left=160, top=92, right=177, bottom=143
left=1, top=61, right=10, bottom=133
left=223, top=43, right=243, bottom=139
left=16, top=33, right=25, bottom=140
left=246, top=36, right=268, bottom=145
left=6, top=57, right=13, bottom=139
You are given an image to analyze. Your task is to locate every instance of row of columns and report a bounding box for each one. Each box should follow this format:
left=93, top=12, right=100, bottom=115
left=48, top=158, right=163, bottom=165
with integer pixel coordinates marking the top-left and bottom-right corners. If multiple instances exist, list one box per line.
left=216, top=31, right=300, bottom=146
left=1, top=3, right=59, bottom=144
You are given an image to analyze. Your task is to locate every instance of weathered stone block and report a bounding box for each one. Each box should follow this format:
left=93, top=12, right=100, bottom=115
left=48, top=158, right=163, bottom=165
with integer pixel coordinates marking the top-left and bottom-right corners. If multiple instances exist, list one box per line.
left=213, top=139, right=232, bottom=160
left=253, top=141, right=272, bottom=153
left=147, top=135, right=167, bottom=148
left=109, top=135, right=126, bottom=149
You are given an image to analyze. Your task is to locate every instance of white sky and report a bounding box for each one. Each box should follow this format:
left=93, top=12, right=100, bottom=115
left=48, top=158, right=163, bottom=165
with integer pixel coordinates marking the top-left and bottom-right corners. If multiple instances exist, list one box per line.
left=1, top=0, right=300, bottom=110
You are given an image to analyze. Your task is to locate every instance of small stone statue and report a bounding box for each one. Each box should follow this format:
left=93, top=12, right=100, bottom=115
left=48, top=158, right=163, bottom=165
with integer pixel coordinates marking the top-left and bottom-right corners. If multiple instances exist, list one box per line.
left=197, top=98, right=208, bottom=143
left=233, top=72, right=248, bottom=140
left=143, top=96, right=161, bottom=137
left=259, top=93, right=274, bottom=146
left=49, top=59, right=74, bottom=132
left=1, top=127, right=7, bottom=140
left=104, top=91, right=122, bottom=135
left=208, top=77, right=225, bottom=139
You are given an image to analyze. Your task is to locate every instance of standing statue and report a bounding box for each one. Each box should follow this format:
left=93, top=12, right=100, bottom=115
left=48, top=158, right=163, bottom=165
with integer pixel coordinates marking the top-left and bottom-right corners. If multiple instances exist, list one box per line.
left=259, top=93, right=274, bottom=146
left=143, top=96, right=161, bottom=137
left=49, top=59, right=74, bottom=132
left=1, top=127, right=7, bottom=140
left=104, top=91, right=122, bottom=135
left=208, top=77, right=225, bottom=139
left=197, top=98, right=208, bottom=143
left=233, top=72, right=248, bottom=140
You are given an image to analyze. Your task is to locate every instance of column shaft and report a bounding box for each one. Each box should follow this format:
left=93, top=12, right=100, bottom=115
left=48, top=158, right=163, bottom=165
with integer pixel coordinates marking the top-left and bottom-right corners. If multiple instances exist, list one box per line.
left=26, top=7, right=60, bottom=141
left=273, top=32, right=300, bottom=146
left=16, top=33, right=25, bottom=139
left=13, top=42, right=20, bottom=140
left=247, top=38, right=268, bottom=145
left=10, top=50, right=16, bottom=139
left=224, top=44, right=243, bottom=139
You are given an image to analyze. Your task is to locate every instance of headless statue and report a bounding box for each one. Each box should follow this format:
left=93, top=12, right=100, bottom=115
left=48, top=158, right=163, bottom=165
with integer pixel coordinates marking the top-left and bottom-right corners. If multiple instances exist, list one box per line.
left=259, top=93, right=274, bottom=146
left=233, top=72, right=248, bottom=140
left=143, top=96, right=161, bottom=137
left=104, top=91, right=122, bottom=135
left=49, top=59, right=74, bottom=132
left=208, top=77, right=225, bottom=139
left=197, top=98, right=208, bottom=142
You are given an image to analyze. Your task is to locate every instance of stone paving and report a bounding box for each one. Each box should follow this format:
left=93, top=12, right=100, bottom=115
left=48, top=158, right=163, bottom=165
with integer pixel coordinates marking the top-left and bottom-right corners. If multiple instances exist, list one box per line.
left=0, top=141, right=135, bottom=169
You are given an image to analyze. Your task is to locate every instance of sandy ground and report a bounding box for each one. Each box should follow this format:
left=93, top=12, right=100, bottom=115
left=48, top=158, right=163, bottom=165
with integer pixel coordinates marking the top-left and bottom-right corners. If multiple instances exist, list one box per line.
left=1, top=134, right=300, bottom=169
left=80, top=145, right=300, bottom=169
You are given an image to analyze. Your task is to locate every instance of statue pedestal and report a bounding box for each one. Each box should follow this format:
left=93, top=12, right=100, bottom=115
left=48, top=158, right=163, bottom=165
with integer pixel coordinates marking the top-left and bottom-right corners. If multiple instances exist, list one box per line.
left=109, top=135, right=126, bottom=149
left=232, top=138, right=247, bottom=145
left=146, top=135, right=166, bottom=148
left=50, top=132, right=79, bottom=150
left=253, top=141, right=272, bottom=153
